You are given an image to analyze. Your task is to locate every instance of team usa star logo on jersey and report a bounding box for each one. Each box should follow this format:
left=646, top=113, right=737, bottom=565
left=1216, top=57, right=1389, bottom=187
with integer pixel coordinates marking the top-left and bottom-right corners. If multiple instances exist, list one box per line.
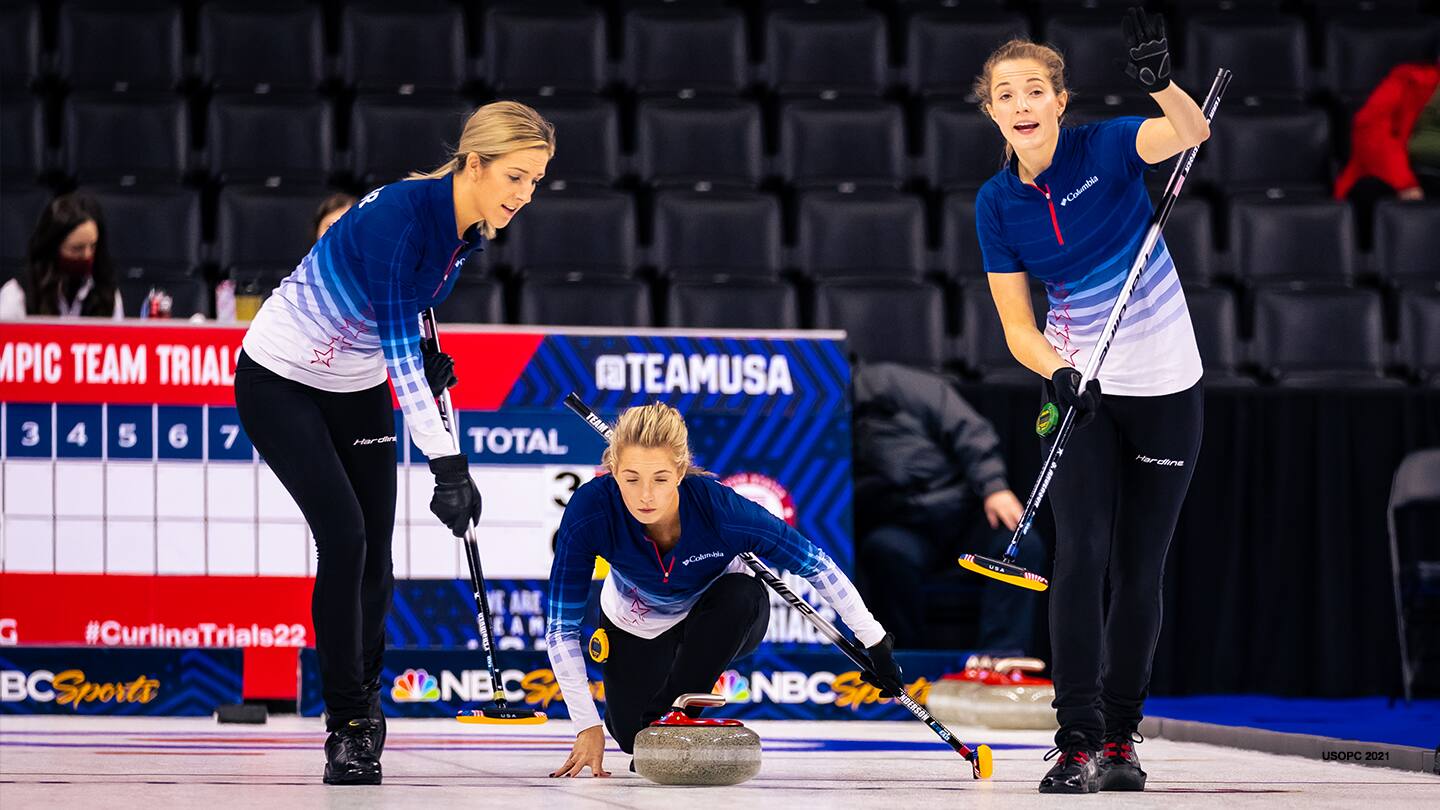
left=625, top=597, right=652, bottom=624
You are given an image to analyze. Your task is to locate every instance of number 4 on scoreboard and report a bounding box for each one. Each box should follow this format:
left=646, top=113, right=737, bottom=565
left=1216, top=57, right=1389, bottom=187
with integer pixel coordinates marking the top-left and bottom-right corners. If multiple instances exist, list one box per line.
left=56, top=405, right=102, bottom=459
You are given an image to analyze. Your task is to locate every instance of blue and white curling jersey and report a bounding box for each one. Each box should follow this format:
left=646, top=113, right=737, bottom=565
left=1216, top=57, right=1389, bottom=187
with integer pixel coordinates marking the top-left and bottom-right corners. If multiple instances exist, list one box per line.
left=975, top=117, right=1203, bottom=396
left=241, top=175, right=484, bottom=458
left=545, top=474, right=885, bottom=732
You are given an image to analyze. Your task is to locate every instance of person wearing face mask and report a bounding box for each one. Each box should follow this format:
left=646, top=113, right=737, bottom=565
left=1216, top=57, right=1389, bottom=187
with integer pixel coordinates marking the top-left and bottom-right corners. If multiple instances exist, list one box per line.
left=232, top=101, right=555, bottom=785
left=545, top=403, right=900, bottom=779
left=972, top=9, right=1209, bottom=795
left=0, top=192, right=123, bottom=320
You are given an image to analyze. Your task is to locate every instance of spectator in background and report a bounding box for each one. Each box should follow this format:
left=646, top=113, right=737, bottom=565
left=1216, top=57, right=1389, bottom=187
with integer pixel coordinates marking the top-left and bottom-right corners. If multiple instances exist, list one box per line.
left=314, top=192, right=358, bottom=240
left=851, top=360, right=1041, bottom=655
left=1335, top=60, right=1440, bottom=219
left=0, top=192, right=122, bottom=320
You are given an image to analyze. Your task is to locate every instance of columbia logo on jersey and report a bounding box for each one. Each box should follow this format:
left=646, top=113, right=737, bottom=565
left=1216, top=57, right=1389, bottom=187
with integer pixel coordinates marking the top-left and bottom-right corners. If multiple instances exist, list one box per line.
left=1135, top=454, right=1184, bottom=467
left=681, top=551, right=726, bottom=567
left=1060, top=175, right=1100, bottom=206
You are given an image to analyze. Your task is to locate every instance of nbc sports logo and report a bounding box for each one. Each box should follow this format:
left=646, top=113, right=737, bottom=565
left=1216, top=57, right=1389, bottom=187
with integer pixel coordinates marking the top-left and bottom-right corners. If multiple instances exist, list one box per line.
left=714, top=670, right=750, bottom=703
left=391, top=668, right=440, bottom=702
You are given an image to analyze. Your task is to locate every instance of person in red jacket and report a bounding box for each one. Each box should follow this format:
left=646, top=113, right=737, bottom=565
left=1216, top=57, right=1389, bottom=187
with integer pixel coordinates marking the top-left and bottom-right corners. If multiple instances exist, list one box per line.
left=1335, top=61, right=1440, bottom=221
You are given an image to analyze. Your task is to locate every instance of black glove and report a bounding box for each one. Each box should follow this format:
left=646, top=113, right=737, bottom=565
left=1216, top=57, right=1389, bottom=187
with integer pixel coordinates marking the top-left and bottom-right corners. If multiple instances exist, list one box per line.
left=421, top=343, right=458, bottom=399
left=1121, top=7, right=1171, bottom=93
left=859, top=633, right=905, bottom=698
left=428, top=454, right=482, bottom=538
left=1050, top=366, right=1103, bottom=429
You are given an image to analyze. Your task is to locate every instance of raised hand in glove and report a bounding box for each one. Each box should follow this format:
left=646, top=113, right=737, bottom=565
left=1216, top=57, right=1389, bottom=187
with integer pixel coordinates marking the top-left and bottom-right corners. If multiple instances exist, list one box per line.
left=1121, top=7, right=1171, bottom=93
left=859, top=633, right=906, bottom=698
left=428, top=454, right=482, bottom=538
left=421, top=342, right=458, bottom=399
left=1050, top=366, right=1103, bottom=429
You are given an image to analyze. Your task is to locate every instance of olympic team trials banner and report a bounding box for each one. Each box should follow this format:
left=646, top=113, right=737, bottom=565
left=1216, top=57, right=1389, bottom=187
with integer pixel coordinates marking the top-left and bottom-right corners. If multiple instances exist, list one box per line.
left=300, top=647, right=971, bottom=722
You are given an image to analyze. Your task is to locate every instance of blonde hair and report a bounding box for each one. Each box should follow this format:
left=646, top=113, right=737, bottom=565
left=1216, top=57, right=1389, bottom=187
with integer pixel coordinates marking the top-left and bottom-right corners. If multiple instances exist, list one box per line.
left=601, top=402, right=709, bottom=477
left=972, top=39, right=1070, bottom=163
left=407, top=100, right=556, bottom=239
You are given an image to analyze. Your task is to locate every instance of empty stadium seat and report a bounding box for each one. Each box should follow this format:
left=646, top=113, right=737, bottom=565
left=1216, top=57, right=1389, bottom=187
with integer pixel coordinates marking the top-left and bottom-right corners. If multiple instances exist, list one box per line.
left=956, top=278, right=1046, bottom=382
left=485, top=4, right=606, bottom=95
left=1183, top=286, right=1250, bottom=383
left=1, top=1, right=40, bottom=92
left=797, top=191, right=927, bottom=280
left=435, top=277, right=504, bottom=325
left=1324, top=15, right=1440, bottom=100
left=906, top=10, right=1029, bottom=99
left=59, top=0, right=183, bottom=92
left=517, top=275, right=651, bottom=327
left=1251, top=285, right=1394, bottom=386
left=1, top=97, right=43, bottom=181
left=666, top=278, right=800, bottom=330
left=813, top=280, right=946, bottom=368
left=0, top=185, right=48, bottom=264
left=522, top=97, right=618, bottom=187
left=116, top=267, right=209, bottom=319
left=63, top=95, right=189, bottom=184
left=1184, top=13, right=1308, bottom=102
left=781, top=100, right=906, bottom=189
left=1398, top=292, right=1440, bottom=384
left=925, top=102, right=1007, bottom=190
left=651, top=190, right=782, bottom=279
left=85, top=185, right=202, bottom=271
left=1203, top=108, right=1332, bottom=193
left=941, top=192, right=983, bottom=280
left=765, top=8, right=887, bottom=96
left=349, top=97, right=472, bottom=186
left=1374, top=200, right=1440, bottom=288
left=1230, top=197, right=1356, bottom=285
left=623, top=6, right=748, bottom=95
left=199, top=1, right=325, bottom=93
left=637, top=98, right=764, bottom=189
left=503, top=188, right=636, bottom=274
left=216, top=186, right=330, bottom=272
left=1167, top=0, right=1283, bottom=8
left=1162, top=198, right=1218, bottom=286
left=341, top=1, right=467, bottom=94
left=1043, top=14, right=1134, bottom=100
left=206, top=95, right=333, bottom=185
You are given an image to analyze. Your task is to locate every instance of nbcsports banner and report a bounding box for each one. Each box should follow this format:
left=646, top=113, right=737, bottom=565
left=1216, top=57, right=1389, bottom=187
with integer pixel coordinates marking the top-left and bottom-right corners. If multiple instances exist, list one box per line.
left=0, top=646, right=242, bottom=716
left=300, top=647, right=971, bottom=722
left=0, top=321, right=854, bottom=698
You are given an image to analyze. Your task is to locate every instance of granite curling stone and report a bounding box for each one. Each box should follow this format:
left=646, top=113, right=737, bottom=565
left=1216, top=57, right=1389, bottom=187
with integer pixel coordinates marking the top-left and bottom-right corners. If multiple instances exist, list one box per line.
left=632, top=693, right=761, bottom=786
left=972, top=658, right=1057, bottom=730
left=925, top=655, right=992, bottom=725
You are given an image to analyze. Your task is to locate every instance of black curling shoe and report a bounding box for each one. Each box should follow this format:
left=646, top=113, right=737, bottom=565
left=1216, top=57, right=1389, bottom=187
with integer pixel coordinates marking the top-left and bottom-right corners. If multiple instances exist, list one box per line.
left=1099, top=731, right=1147, bottom=791
left=1038, top=745, right=1101, bottom=794
left=323, top=719, right=383, bottom=785
left=362, top=680, right=387, bottom=758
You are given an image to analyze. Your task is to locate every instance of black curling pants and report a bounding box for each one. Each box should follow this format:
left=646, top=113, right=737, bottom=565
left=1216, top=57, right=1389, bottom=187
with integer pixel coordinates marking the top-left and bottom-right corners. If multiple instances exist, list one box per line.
left=602, top=573, right=770, bottom=753
left=234, top=352, right=397, bottom=732
left=1044, top=381, right=1203, bottom=749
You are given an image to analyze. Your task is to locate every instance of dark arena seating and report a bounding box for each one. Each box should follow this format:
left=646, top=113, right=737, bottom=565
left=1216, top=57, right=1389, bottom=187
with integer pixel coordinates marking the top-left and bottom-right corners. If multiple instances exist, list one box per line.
left=0, top=0, right=1437, bottom=388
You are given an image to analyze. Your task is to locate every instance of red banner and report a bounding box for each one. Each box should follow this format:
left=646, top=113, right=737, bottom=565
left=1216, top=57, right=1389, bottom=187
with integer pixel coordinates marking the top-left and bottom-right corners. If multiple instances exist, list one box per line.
left=0, top=573, right=314, bottom=699
left=0, top=321, right=544, bottom=409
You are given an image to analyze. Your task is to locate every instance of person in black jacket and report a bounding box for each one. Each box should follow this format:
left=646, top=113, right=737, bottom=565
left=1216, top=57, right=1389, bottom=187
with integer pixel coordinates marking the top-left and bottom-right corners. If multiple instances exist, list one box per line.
left=852, top=361, right=1043, bottom=653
